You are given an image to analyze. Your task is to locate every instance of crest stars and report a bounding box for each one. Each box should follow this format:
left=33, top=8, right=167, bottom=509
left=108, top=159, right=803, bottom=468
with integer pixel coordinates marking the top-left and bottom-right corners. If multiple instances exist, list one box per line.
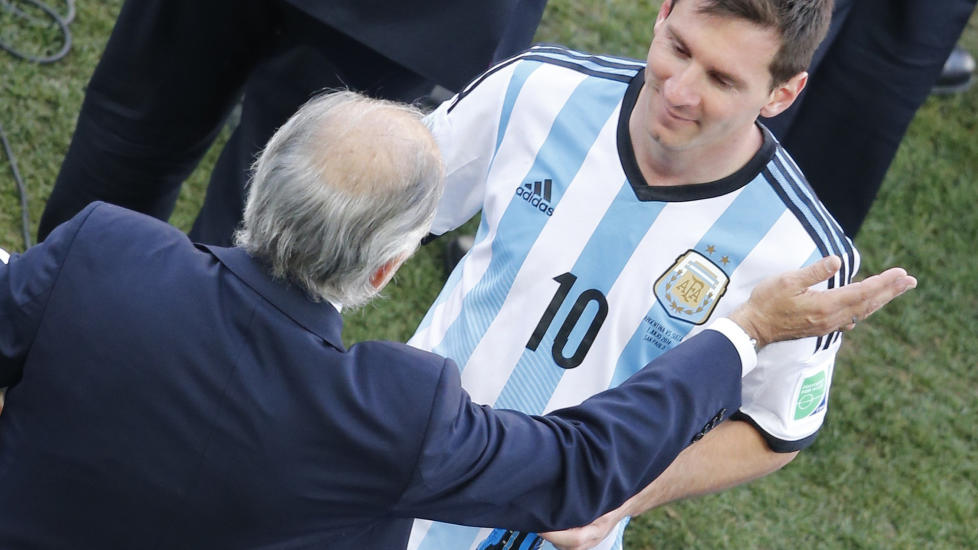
left=702, top=245, right=731, bottom=266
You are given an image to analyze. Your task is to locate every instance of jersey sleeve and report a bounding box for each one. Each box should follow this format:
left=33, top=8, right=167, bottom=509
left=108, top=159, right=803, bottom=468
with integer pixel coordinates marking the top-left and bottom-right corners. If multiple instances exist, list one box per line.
left=734, top=244, right=859, bottom=453
left=425, top=58, right=525, bottom=235
left=733, top=337, right=840, bottom=452
left=733, top=226, right=859, bottom=453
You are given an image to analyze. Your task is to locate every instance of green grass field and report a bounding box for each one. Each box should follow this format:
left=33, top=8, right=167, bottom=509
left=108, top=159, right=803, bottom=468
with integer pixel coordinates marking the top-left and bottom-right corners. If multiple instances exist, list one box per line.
left=2, top=1, right=976, bottom=548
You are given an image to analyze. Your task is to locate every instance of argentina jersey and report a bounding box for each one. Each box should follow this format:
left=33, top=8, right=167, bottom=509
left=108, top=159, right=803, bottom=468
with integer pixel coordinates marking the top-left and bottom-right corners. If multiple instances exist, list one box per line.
left=408, top=45, right=858, bottom=550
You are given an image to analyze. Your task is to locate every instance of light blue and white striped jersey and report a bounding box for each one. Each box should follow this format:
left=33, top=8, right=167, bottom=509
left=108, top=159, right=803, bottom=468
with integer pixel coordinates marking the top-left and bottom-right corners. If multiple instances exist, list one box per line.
left=407, top=45, right=858, bottom=550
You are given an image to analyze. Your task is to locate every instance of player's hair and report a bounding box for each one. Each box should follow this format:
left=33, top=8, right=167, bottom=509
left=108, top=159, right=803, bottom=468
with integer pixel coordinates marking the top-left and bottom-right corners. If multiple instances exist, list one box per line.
left=670, top=0, right=833, bottom=86
left=235, top=90, right=444, bottom=307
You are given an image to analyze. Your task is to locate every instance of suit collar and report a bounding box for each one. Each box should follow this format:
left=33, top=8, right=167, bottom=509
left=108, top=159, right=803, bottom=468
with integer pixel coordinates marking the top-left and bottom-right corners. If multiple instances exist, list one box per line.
left=200, top=245, right=346, bottom=352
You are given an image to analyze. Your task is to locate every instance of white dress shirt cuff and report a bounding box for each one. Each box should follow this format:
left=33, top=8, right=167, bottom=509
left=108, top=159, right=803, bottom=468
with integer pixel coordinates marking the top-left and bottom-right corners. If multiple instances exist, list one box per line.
left=706, top=317, right=758, bottom=378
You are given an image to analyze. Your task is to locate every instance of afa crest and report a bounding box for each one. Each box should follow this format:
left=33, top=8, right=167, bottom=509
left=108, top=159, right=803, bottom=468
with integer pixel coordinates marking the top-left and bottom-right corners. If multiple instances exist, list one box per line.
left=654, top=250, right=729, bottom=325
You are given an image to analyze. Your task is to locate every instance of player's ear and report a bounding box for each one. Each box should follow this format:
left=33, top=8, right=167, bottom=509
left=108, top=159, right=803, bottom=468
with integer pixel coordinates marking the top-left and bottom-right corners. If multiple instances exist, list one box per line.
left=655, top=0, right=674, bottom=28
left=760, top=71, right=807, bottom=118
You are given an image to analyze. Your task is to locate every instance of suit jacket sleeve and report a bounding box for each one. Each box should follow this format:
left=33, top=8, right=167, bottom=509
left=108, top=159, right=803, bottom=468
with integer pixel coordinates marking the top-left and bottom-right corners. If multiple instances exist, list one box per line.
left=393, top=329, right=742, bottom=532
left=0, top=203, right=99, bottom=386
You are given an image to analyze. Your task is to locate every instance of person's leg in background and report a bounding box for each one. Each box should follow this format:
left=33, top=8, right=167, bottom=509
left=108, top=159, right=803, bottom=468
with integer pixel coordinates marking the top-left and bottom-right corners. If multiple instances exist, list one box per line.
left=766, top=0, right=976, bottom=237
left=188, top=3, right=433, bottom=246
left=763, top=0, right=853, bottom=137
left=38, top=0, right=273, bottom=240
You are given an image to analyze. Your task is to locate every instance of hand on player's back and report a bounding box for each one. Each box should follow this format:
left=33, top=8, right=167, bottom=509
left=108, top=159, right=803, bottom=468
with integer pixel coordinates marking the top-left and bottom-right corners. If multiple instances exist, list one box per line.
left=729, top=256, right=917, bottom=349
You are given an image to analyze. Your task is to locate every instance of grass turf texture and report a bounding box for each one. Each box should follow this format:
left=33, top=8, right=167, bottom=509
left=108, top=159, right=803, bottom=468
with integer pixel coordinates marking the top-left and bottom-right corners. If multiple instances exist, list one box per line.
left=2, top=1, right=976, bottom=547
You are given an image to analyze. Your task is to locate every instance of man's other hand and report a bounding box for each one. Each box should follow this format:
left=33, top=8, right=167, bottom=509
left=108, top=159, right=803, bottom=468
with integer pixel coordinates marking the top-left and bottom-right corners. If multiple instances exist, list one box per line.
left=540, top=505, right=623, bottom=550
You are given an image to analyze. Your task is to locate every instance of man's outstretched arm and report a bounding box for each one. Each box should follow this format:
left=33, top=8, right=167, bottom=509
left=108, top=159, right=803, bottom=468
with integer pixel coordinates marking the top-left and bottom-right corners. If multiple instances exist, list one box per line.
left=541, top=257, right=916, bottom=549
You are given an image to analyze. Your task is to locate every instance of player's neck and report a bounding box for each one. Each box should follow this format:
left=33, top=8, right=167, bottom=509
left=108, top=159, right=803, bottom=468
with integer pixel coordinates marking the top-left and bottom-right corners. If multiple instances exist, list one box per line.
left=629, top=107, right=763, bottom=187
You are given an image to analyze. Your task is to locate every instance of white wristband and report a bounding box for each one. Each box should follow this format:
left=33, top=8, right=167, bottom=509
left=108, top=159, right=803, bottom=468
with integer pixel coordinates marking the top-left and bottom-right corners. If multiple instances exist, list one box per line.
left=707, top=317, right=758, bottom=378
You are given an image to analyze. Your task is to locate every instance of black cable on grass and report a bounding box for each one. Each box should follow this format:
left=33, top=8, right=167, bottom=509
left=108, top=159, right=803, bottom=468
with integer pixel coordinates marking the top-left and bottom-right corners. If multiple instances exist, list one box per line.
left=1, top=0, right=74, bottom=63
left=1, top=0, right=76, bottom=248
left=0, top=123, right=32, bottom=248
left=2, top=0, right=74, bottom=24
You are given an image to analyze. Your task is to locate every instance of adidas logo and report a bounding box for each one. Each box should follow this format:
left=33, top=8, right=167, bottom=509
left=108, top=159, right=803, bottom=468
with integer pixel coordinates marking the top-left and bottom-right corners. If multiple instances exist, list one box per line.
left=514, top=178, right=555, bottom=216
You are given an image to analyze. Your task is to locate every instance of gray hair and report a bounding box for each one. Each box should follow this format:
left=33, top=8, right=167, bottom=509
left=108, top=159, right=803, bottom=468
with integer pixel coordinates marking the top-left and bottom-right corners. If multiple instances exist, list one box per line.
left=235, top=90, right=444, bottom=307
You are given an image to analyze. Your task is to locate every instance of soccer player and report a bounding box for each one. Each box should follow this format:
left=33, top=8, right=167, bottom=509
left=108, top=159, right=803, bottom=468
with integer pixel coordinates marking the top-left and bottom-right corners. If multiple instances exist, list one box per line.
left=406, top=1, right=847, bottom=549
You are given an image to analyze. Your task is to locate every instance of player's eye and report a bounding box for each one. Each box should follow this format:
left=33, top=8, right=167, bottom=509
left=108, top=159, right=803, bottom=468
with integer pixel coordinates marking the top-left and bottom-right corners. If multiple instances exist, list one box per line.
left=671, top=41, right=690, bottom=58
left=710, top=73, right=735, bottom=89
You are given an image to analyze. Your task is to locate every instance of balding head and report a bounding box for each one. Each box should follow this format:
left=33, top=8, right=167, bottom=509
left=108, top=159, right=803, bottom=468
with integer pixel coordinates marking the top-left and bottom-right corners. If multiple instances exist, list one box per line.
left=236, top=91, right=445, bottom=307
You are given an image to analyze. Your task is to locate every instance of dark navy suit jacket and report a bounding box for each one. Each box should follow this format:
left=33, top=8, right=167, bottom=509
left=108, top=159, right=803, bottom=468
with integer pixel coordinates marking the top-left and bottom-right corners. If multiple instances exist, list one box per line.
left=0, top=203, right=741, bottom=549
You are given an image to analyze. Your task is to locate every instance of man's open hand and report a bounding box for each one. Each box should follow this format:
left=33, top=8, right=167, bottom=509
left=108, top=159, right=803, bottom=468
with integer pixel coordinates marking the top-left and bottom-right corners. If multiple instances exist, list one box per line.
left=729, top=256, right=917, bottom=348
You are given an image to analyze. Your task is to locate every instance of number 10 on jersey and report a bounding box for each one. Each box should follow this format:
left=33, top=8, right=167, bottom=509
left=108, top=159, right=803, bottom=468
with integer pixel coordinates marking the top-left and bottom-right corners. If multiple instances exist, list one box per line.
left=526, top=272, right=609, bottom=369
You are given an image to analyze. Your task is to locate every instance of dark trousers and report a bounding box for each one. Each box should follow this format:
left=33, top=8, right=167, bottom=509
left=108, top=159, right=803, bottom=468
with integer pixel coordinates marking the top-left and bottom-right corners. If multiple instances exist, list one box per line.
left=765, top=0, right=976, bottom=237
left=39, top=0, right=432, bottom=245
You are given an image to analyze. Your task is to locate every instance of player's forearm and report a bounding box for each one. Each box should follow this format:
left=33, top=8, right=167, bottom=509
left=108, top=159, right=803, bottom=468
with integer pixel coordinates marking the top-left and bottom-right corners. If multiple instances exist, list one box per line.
left=620, top=420, right=797, bottom=517
left=540, top=420, right=798, bottom=549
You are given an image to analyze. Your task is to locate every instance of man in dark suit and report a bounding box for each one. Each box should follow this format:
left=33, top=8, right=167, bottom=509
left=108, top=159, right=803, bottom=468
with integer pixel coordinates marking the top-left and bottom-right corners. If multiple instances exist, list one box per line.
left=765, top=0, right=977, bottom=237
left=37, top=0, right=549, bottom=245
left=2, top=92, right=915, bottom=548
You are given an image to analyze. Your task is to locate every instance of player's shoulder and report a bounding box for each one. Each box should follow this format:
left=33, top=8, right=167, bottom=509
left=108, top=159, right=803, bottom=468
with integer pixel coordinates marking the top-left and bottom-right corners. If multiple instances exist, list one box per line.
left=448, top=44, right=644, bottom=111
left=755, top=139, right=859, bottom=285
left=512, top=44, right=645, bottom=82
